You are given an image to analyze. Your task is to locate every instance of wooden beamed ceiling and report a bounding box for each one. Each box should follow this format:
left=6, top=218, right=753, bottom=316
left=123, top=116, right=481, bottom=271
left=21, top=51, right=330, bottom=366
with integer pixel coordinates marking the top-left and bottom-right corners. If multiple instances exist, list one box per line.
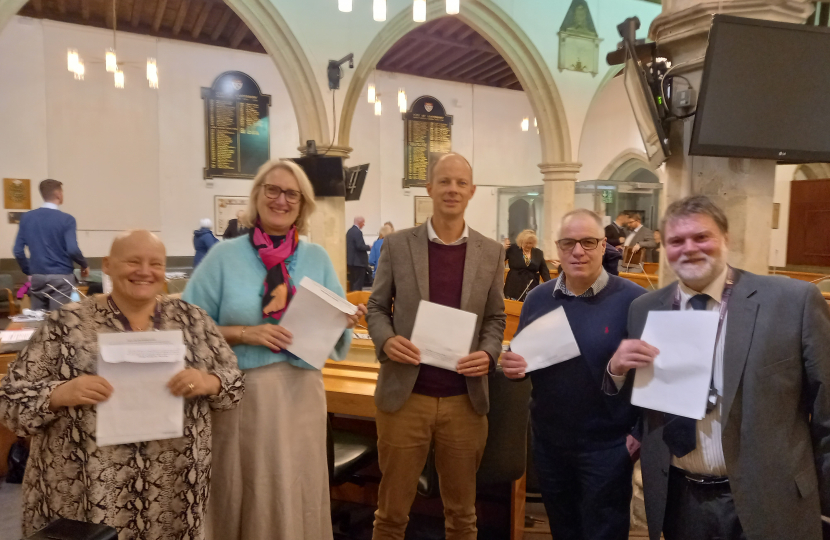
left=377, top=16, right=522, bottom=91
left=18, top=0, right=266, bottom=54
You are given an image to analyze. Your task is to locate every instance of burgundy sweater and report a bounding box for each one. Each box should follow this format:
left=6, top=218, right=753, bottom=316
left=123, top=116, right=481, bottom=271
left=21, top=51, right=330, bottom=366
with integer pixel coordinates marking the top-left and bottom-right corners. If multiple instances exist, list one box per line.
left=411, top=241, right=470, bottom=398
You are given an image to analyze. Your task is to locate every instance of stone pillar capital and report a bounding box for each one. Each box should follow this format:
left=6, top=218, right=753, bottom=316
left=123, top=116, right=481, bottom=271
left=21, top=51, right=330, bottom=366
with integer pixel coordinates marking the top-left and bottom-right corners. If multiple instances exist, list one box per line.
left=650, top=1, right=814, bottom=52
left=296, top=145, right=353, bottom=159
left=538, top=162, right=582, bottom=182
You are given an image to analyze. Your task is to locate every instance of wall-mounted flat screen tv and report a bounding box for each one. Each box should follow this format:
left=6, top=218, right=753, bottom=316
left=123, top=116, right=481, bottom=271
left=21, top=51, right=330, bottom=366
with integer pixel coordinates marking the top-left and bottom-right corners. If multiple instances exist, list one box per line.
left=690, top=15, right=830, bottom=162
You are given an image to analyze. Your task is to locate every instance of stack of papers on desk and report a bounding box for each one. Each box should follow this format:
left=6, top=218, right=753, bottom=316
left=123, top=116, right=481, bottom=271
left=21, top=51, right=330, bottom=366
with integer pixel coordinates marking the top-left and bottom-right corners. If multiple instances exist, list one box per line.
left=279, top=277, right=357, bottom=369
left=631, top=311, right=719, bottom=420
left=97, top=330, right=186, bottom=446
left=410, top=301, right=478, bottom=371
left=509, top=307, right=580, bottom=373
left=0, top=329, right=36, bottom=343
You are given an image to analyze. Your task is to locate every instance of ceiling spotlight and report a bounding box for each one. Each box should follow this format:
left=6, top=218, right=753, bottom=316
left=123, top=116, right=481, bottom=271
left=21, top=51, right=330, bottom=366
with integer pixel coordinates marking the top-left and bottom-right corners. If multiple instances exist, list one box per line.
left=413, top=0, right=426, bottom=22
left=446, top=0, right=459, bottom=15
left=368, top=83, right=376, bottom=103
left=375, top=95, right=382, bottom=116
left=338, top=0, right=352, bottom=12
left=373, top=0, right=386, bottom=21
left=521, top=117, right=529, bottom=131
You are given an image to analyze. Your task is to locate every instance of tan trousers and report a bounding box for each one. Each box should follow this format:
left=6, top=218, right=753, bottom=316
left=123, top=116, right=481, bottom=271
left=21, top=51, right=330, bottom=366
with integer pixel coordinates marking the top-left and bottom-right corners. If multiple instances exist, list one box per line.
left=372, top=393, right=488, bottom=540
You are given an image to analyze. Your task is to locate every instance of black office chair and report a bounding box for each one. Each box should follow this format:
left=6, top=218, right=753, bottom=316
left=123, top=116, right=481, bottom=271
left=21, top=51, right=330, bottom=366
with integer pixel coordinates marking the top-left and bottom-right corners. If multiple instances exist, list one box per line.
left=327, top=416, right=378, bottom=537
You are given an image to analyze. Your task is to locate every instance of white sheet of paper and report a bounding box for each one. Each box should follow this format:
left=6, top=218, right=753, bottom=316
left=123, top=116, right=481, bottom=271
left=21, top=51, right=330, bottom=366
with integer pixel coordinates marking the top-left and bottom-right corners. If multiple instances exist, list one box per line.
left=410, top=300, right=478, bottom=371
left=509, top=307, right=581, bottom=373
left=0, top=329, right=36, bottom=343
left=279, top=277, right=357, bottom=370
left=631, top=311, right=720, bottom=420
left=96, top=330, right=186, bottom=447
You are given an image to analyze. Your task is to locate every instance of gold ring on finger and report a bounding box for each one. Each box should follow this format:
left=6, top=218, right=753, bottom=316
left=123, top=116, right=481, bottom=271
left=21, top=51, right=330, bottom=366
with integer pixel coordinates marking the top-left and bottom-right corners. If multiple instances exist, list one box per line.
left=188, top=383, right=195, bottom=390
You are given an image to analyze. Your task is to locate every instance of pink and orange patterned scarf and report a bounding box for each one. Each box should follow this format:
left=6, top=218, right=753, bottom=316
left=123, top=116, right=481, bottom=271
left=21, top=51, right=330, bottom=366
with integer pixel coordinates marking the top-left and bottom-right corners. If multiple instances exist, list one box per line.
left=249, top=222, right=299, bottom=321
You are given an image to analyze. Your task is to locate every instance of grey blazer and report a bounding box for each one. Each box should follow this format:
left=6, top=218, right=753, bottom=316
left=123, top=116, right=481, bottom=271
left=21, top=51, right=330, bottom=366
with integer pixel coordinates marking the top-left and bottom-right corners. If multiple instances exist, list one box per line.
left=621, top=226, right=657, bottom=268
left=367, top=223, right=506, bottom=415
left=613, top=270, right=830, bottom=540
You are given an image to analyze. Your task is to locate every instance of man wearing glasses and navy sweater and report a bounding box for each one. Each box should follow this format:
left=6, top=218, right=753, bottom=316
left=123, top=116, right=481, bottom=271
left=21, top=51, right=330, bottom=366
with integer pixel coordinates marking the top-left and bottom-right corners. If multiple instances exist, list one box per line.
left=502, top=208, right=645, bottom=540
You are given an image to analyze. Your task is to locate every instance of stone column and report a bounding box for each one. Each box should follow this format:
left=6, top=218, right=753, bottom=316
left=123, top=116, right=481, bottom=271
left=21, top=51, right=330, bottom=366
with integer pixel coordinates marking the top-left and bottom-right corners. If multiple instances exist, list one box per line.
left=300, top=144, right=353, bottom=290
left=539, top=163, right=582, bottom=256
left=650, top=0, right=814, bottom=285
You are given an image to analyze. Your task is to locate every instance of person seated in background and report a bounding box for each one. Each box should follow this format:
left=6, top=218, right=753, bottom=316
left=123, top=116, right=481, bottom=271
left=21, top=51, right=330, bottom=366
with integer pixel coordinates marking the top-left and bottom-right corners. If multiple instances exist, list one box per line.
left=194, top=218, right=220, bottom=268
left=223, top=209, right=249, bottom=239
left=370, top=224, right=394, bottom=278
left=648, top=229, right=662, bottom=263
left=504, top=229, right=551, bottom=300
left=0, top=229, right=245, bottom=539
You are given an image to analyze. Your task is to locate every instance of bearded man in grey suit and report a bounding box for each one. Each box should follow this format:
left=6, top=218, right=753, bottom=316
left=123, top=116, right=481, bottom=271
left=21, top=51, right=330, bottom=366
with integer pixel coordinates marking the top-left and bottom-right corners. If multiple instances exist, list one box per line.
left=367, top=153, right=506, bottom=540
left=605, top=195, right=830, bottom=540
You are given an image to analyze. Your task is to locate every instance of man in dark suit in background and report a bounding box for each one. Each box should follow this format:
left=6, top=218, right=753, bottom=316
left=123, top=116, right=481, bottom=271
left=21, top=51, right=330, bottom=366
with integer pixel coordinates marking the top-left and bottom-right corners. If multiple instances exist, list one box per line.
left=605, top=211, right=629, bottom=250
left=606, top=195, right=830, bottom=540
left=347, top=216, right=371, bottom=291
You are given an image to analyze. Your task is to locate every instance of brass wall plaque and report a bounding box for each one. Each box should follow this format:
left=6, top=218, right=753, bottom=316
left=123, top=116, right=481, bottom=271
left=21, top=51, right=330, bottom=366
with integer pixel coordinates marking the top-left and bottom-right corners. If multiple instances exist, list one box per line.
left=4, top=178, right=31, bottom=210
left=202, top=71, right=271, bottom=179
left=403, top=96, right=453, bottom=188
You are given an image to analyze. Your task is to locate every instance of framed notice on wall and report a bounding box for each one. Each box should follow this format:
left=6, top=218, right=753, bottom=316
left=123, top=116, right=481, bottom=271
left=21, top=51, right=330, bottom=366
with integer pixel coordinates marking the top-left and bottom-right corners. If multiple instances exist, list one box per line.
left=403, top=96, right=453, bottom=188
left=214, top=196, right=249, bottom=236
left=4, top=178, right=31, bottom=210
left=414, top=196, right=433, bottom=226
left=202, top=71, right=271, bottom=179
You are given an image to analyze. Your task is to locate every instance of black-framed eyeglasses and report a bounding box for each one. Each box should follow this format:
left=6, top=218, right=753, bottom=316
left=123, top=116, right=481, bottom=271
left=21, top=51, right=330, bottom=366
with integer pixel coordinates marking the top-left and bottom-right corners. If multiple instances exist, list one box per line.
left=556, top=237, right=603, bottom=252
left=262, top=184, right=302, bottom=203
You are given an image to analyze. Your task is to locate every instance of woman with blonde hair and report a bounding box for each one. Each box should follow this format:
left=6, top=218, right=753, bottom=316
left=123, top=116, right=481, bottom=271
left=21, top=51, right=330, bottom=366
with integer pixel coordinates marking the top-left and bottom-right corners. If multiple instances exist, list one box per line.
left=369, top=223, right=394, bottom=278
left=504, top=229, right=551, bottom=300
left=183, top=159, right=367, bottom=540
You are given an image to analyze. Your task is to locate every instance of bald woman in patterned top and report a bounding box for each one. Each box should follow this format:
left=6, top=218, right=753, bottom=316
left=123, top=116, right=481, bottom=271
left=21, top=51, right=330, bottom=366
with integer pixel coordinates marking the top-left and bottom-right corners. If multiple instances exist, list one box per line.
left=0, top=230, right=244, bottom=540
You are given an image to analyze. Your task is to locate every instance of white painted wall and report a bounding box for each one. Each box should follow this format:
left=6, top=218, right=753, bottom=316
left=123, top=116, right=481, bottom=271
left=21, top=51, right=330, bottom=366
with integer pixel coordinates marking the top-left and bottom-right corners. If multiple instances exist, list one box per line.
left=0, top=17, right=299, bottom=258
left=344, top=70, right=539, bottom=239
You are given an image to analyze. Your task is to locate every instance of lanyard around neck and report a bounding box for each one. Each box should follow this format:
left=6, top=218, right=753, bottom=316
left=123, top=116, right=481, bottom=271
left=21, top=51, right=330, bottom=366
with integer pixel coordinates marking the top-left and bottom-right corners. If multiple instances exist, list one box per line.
left=671, top=266, right=735, bottom=411
left=107, top=295, right=162, bottom=332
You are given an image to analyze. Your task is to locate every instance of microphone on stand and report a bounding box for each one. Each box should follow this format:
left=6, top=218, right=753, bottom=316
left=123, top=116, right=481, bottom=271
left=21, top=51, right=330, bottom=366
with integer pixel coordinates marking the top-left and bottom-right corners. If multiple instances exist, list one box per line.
left=517, top=278, right=534, bottom=302
left=41, top=291, right=68, bottom=310
left=63, top=278, right=88, bottom=298
left=47, top=284, right=73, bottom=300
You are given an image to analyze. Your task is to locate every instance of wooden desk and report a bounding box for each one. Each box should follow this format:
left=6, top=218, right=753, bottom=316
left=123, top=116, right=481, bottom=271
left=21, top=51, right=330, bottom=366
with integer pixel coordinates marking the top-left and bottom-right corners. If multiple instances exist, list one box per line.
left=323, top=341, right=379, bottom=418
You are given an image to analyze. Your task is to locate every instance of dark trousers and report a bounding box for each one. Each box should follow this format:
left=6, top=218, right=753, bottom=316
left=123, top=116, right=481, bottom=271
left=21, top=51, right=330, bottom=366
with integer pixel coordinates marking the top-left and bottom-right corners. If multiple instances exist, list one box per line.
left=532, top=431, right=633, bottom=540
left=348, top=265, right=366, bottom=292
left=30, top=274, right=75, bottom=311
left=663, top=467, right=746, bottom=540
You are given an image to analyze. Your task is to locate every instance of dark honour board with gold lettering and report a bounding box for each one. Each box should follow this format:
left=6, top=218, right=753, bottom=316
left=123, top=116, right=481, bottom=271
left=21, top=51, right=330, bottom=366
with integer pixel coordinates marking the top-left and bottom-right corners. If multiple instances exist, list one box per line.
left=403, top=96, right=453, bottom=188
left=202, top=71, right=271, bottom=179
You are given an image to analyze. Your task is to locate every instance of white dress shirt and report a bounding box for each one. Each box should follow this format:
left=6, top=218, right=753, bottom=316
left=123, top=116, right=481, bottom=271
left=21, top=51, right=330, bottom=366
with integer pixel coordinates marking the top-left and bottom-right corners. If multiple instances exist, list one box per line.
left=426, top=218, right=469, bottom=246
left=609, top=265, right=729, bottom=476
left=41, top=202, right=59, bottom=210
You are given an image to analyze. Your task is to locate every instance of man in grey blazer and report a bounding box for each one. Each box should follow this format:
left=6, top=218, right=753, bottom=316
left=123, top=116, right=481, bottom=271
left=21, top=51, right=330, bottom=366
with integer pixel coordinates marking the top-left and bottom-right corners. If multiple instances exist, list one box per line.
left=367, top=153, right=506, bottom=540
left=605, top=195, right=830, bottom=540
left=620, top=211, right=657, bottom=272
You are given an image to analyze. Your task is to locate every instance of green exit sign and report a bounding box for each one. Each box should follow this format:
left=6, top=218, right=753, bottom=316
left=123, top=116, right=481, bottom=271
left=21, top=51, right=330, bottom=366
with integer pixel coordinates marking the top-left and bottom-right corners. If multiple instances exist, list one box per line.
left=602, top=190, right=614, bottom=204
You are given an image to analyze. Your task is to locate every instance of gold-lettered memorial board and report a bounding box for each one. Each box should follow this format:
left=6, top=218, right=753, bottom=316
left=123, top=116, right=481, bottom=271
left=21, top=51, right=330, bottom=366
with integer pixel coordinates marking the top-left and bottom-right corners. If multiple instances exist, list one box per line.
left=4, top=178, right=31, bottom=210
left=214, top=196, right=249, bottom=236
left=403, top=96, right=452, bottom=188
left=414, top=196, right=433, bottom=226
left=202, top=72, right=271, bottom=179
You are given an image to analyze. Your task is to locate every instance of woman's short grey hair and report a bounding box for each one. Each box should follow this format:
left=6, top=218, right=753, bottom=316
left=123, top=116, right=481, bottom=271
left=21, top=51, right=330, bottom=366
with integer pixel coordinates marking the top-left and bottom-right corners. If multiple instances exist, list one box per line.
left=515, top=229, right=538, bottom=248
left=660, top=195, right=729, bottom=234
left=241, top=159, right=317, bottom=235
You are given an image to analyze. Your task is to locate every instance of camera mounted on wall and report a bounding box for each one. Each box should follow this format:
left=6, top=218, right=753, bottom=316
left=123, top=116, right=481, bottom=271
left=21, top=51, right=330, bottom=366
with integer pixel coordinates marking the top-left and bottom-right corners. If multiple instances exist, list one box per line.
left=327, top=53, right=354, bottom=90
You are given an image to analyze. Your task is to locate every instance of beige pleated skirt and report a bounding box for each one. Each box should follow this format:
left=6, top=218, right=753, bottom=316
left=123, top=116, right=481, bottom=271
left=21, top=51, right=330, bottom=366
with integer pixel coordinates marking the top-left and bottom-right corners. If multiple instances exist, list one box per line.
left=206, top=361, right=333, bottom=540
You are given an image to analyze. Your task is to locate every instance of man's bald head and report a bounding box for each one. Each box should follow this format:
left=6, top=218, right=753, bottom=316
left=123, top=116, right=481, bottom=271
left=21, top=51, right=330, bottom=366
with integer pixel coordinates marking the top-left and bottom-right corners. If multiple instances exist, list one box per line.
left=109, top=230, right=166, bottom=259
left=430, top=152, right=473, bottom=184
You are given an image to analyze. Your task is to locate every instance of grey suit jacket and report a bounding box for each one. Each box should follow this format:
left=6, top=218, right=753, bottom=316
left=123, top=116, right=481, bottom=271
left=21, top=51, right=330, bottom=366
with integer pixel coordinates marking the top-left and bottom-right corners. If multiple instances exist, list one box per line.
left=615, top=270, right=830, bottom=540
left=621, top=226, right=657, bottom=268
left=367, top=223, right=506, bottom=415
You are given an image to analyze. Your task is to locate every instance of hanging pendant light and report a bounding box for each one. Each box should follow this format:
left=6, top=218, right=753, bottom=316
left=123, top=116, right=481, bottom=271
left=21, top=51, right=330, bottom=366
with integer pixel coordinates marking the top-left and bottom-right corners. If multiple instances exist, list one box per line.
left=106, top=48, right=117, bottom=73
left=446, top=0, right=459, bottom=15
left=73, top=59, right=84, bottom=80
left=375, top=95, right=382, bottom=116
left=338, top=0, right=352, bottom=12
left=521, top=117, right=529, bottom=131
left=373, top=0, right=386, bottom=21
left=67, top=49, right=79, bottom=73
left=413, top=0, right=426, bottom=22
left=114, top=69, right=125, bottom=89
left=368, top=83, right=376, bottom=104
left=398, top=88, right=407, bottom=113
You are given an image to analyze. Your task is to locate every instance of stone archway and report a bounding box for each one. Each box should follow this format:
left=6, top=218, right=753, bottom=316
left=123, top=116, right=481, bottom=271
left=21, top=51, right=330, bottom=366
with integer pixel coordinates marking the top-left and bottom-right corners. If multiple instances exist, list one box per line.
left=0, top=0, right=330, bottom=150
left=338, top=0, right=572, bottom=165
left=598, top=150, right=653, bottom=181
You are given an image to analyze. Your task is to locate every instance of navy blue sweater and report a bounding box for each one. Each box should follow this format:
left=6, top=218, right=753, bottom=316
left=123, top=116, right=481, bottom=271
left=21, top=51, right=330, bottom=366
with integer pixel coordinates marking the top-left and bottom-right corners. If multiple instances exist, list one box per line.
left=13, top=207, right=87, bottom=276
left=518, top=275, right=645, bottom=449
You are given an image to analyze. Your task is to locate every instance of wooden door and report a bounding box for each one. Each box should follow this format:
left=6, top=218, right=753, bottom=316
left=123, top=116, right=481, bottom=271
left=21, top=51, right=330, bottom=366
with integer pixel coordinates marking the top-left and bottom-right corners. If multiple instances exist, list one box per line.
left=787, top=179, right=830, bottom=267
